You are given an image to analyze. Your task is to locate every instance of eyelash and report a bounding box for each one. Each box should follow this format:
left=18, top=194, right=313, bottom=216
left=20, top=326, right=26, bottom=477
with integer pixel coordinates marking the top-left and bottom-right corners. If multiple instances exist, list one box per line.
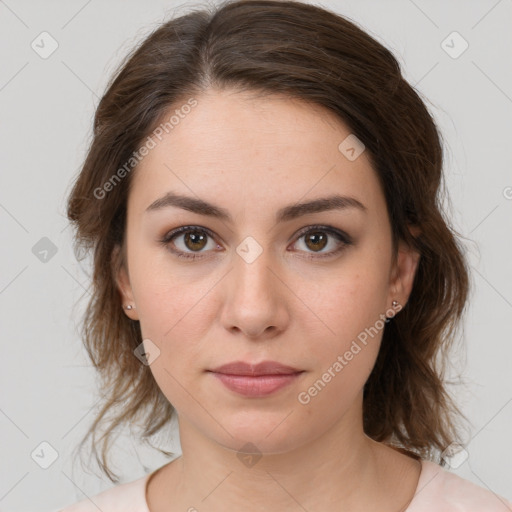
left=159, top=224, right=353, bottom=261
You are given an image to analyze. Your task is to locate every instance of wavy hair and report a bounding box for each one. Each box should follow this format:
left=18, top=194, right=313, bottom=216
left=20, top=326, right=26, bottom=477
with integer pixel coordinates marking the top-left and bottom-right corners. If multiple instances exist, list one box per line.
left=66, top=0, right=471, bottom=482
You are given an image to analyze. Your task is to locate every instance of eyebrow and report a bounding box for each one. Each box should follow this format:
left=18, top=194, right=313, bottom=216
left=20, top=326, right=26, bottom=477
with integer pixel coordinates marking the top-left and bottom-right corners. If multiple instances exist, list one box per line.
left=145, top=191, right=367, bottom=223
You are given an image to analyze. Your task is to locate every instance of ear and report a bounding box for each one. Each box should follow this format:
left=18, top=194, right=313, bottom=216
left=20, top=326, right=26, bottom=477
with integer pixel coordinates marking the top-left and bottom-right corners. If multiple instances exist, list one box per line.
left=112, top=244, right=139, bottom=321
left=387, top=225, right=421, bottom=312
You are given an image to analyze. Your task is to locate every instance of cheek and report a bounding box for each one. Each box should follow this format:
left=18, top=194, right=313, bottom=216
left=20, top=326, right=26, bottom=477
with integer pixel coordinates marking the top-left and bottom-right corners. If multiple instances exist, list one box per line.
left=129, top=245, right=200, bottom=331
left=296, top=276, right=385, bottom=415
left=133, top=273, right=208, bottom=411
left=297, top=258, right=389, bottom=383
left=130, top=256, right=218, bottom=373
left=310, top=268, right=387, bottom=339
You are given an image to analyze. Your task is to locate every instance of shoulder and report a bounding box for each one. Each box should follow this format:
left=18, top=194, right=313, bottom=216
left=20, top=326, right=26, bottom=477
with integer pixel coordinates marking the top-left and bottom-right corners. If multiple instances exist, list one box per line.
left=408, top=460, right=512, bottom=512
left=57, top=473, right=151, bottom=512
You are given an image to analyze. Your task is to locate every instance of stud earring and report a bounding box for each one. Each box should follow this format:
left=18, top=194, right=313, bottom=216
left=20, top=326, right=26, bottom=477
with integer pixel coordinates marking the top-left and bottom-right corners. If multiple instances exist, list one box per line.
left=124, top=304, right=136, bottom=310
left=385, top=299, right=400, bottom=323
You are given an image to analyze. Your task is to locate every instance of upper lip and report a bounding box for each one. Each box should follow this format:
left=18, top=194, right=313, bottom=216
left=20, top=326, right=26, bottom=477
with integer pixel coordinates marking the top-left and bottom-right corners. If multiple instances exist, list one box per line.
left=209, top=361, right=303, bottom=376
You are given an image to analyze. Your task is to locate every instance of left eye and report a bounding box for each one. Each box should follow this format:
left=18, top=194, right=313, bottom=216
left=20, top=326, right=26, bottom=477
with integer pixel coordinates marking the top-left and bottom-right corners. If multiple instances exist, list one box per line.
left=160, top=225, right=352, bottom=260
left=290, top=225, right=352, bottom=259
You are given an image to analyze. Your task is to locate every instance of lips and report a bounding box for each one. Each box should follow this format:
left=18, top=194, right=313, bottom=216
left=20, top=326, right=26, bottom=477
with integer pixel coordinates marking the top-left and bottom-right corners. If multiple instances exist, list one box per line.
left=207, top=361, right=304, bottom=397
left=208, top=360, right=302, bottom=376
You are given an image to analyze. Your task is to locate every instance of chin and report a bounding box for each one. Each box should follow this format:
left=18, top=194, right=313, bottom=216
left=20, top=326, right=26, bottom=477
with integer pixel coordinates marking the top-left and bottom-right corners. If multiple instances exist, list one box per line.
left=207, top=415, right=316, bottom=458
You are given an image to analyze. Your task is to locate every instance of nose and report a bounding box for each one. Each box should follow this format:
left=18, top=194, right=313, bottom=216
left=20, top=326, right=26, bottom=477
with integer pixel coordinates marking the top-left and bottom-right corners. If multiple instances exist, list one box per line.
left=219, top=242, right=289, bottom=340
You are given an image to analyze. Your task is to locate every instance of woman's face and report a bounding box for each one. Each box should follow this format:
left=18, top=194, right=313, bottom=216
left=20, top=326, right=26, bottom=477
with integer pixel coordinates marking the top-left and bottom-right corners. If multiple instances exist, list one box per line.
left=116, top=88, right=419, bottom=454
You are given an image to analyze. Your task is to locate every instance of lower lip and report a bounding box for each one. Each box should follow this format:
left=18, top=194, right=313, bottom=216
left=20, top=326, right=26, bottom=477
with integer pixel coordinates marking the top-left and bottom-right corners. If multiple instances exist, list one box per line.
left=210, top=372, right=303, bottom=397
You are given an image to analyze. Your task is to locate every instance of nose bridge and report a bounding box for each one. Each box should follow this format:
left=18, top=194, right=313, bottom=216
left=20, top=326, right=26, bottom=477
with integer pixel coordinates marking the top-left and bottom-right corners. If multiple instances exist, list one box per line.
left=233, top=234, right=277, bottom=302
left=220, top=233, right=287, bottom=338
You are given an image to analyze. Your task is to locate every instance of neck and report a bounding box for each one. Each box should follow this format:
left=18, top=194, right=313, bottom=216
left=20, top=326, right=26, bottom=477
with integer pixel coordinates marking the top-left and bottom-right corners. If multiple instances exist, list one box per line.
left=163, top=398, right=396, bottom=511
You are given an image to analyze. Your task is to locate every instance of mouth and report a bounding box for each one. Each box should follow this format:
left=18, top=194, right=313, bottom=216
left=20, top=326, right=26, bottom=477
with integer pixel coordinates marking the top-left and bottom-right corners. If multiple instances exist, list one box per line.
left=207, top=360, right=305, bottom=397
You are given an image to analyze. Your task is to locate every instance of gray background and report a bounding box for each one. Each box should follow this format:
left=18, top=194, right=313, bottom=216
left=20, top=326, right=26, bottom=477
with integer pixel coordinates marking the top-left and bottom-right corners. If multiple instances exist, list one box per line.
left=1, top=0, right=511, bottom=510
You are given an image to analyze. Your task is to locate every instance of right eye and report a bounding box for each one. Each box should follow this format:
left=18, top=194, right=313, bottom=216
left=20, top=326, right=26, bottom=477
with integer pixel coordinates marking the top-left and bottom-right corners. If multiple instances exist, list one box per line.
left=159, top=225, right=221, bottom=260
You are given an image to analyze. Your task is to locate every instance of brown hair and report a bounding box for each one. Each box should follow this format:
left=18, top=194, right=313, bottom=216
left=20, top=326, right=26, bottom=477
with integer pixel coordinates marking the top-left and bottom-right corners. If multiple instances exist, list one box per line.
left=67, top=0, right=471, bottom=482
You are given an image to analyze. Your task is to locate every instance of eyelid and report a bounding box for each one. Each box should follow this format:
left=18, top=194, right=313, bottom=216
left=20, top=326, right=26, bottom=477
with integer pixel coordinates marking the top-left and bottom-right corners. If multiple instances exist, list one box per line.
left=292, top=224, right=352, bottom=244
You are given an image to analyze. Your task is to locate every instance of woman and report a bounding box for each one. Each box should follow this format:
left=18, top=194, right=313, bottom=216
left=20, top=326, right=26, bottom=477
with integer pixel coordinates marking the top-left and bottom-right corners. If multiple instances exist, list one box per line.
left=59, top=0, right=512, bottom=510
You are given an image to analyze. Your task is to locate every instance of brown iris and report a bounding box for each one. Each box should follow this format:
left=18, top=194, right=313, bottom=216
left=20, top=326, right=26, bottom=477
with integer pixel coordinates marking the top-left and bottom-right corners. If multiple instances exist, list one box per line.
left=184, top=230, right=208, bottom=251
left=304, top=231, right=328, bottom=252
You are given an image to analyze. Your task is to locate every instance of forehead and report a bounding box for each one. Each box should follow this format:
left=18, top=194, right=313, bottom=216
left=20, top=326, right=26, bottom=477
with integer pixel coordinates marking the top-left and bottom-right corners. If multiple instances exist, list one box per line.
left=129, top=88, right=384, bottom=219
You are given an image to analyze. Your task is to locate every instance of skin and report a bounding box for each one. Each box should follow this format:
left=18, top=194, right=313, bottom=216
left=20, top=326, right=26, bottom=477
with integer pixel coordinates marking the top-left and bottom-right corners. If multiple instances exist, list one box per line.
left=115, top=87, right=422, bottom=512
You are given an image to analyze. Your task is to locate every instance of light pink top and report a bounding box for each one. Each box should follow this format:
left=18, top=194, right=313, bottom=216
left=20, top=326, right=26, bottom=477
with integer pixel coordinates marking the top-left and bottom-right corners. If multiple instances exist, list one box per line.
left=58, top=460, right=512, bottom=511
